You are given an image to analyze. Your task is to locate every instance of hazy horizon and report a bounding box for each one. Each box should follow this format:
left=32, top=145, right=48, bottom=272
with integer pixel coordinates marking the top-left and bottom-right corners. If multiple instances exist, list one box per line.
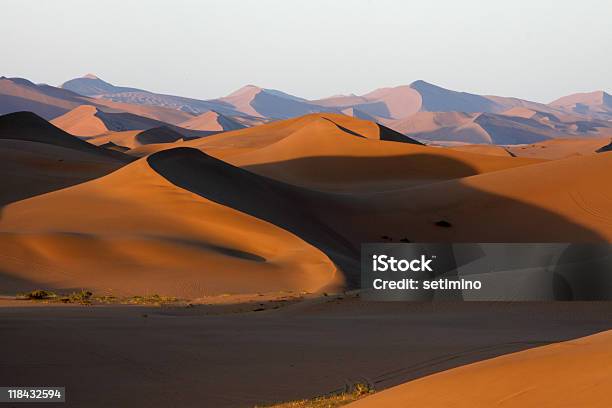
left=2, top=0, right=611, bottom=103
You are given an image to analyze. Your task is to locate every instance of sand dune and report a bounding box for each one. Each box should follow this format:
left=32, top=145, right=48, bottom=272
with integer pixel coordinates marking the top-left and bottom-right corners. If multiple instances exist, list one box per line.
left=328, top=152, right=612, bottom=244
left=550, top=90, right=612, bottom=119
left=52, top=105, right=216, bottom=140
left=0, top=77, right=87, bottom=119
left=508, top=137, right=612, bottom=159
left=0, top=76, right=194, bottom=124
left=186, top=113, right=538, bottom=191
left=349, top=330, right=612, bottom=408
left=85, top=127, right=185, bottom=150
left=0, top=112, right=130, bottom=205
left=0, top=148, right=340, bottom=297
left=313, top=81, right=501, bottom=119
left=178, top=110, right=246, bottom=131
left=390, top=109, right=612, bottom=145
left=62, top=74, right=243, bottom=117
left=1, top=112, right=610, bottom=298
left=51, top=105, right=174, bottom=136
left=449, top=144, right=514, bottom=157
left=218, top=85, right=337, bottom=119
left=315, top=81, right=564, bottom=120
left=0, top=111, right=130, bottom=161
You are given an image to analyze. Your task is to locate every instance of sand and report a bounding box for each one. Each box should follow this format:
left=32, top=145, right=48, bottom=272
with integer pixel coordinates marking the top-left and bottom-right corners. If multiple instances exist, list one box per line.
left=186, top=113, right=540, bottom=192
left=0, top=151, right=339, bottom=297
left=86, top=127, right=185, bottom=150
left=349, top=329, right=612, bottom=408
left=0, top=112, right=130, bottom=205
left=1, top=105, right=612, bottom=408
left=1, top=300, right=611, bottom=408
left=448, top=144, right=514, bottom=156
left=507, top=137, right=612, bottom=159
left=178, top=110, right=246, bottom=131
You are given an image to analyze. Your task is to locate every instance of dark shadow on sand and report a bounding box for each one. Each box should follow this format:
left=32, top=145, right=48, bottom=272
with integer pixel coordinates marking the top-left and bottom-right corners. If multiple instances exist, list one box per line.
left=148, top=148, right=606, bottom=289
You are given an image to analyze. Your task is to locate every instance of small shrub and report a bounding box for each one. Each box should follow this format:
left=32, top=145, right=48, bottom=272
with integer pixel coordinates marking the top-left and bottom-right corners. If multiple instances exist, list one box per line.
left=23, top=289, right=56, bottom=300
left=69, top=290, right=93, bottom=303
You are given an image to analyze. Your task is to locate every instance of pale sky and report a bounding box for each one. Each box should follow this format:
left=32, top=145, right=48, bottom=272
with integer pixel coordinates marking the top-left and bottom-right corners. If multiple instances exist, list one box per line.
left=2, top=0, right=610, bottom=102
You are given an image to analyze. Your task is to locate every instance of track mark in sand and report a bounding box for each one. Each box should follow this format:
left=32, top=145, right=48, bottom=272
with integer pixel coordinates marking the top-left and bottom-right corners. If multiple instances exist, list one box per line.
left=496, top=386, right=537, bottom=405
left=569, top=190, right=612, bottom=224
left=369, top=341, right=551, bottom=387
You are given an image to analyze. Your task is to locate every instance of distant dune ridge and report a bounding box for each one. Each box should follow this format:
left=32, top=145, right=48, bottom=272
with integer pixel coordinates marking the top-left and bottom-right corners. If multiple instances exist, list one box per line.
left=1, top=73, right=609, bottom=144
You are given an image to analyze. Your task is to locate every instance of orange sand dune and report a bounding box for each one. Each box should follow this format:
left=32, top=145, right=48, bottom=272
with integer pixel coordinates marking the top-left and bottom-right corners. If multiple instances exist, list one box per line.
left=86, top=126, right=185, bottom=150
left=186, top=113, right=540, bottom=191
left=349, top=330, right=612, bottom=408
left=2, top=112, right=610, bottom=298
left=91, top=98, right=195, bottom=125
left=51, top=105, right=173, bottom=136
left=0, top=111, right=131, bottom=205
left=0, top=149, right=339, bottom=297
left=449, top=144, right=513, bottom=157
left=0, top=111, right=130, bottom=160
left=52, top=105, right=216, bottom=140
left=507, top=137, right=612, bottom=159
left=178, top=110, right=246, bottom=131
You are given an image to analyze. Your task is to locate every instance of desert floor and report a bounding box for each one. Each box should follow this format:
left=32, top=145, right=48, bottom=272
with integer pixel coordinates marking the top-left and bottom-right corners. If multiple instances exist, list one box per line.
left=2, top=298, right=612, bottom=407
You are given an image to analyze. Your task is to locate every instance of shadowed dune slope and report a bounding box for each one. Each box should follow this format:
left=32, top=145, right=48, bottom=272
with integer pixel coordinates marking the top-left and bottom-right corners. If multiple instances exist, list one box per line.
left=596, top=140, right=612, bottom=153
left=0, top=151, right=340, bottom=297
left=51, top=105, right=175, bottom=136
left=0, top=77, right=87, bottom=119
left=186, top=113, right=539, bottom=191
left=62, top=74, right=244, bottom=118
left=86, top=127, right=185, bottom=150
left=52, top=105, right=216, bottom=139
left=0, top=140, right=128, bottom=206
left=348, top=330, right=612, bottom=408
left=328, top=152, right=612, bottom=244
left=0, top=76, right=194, bottom=124
left=0, top=111, right=131, bottom=162
left=0, top=143, right=608, bottom=294
left=0, top=112, right=132, bottom=205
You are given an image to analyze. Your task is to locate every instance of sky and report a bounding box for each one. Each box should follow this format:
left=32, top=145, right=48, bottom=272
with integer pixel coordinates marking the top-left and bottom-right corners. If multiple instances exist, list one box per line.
left=2, top=0, right=611, bottom=102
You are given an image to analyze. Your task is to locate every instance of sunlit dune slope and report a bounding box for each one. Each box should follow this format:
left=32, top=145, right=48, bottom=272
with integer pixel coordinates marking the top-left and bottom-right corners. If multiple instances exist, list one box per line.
left=178, top=111, right=247, bottom=132
left=508, top=137, right=612, bottom=159
left=0, top=149, right=340, bottom=297
left=187, top=113, right=540, bottom=191
left=448, top=144, right=514, bottom=157
left=348, top=330, right=612, bottom=408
